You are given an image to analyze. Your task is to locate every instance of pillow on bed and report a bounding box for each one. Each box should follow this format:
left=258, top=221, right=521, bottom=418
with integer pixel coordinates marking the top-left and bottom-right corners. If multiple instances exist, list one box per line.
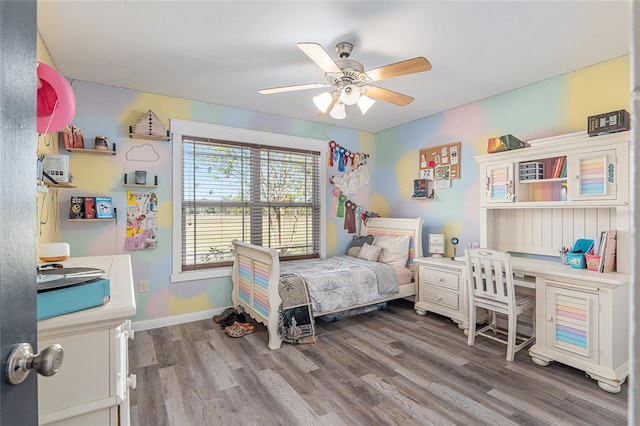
left=373, top=235, right=411, bottom=267
left=347, top=246, right=362, bottom=257
left=346, top=235, right=374, bottom=254
left=357, top=242, right=382, bottom=262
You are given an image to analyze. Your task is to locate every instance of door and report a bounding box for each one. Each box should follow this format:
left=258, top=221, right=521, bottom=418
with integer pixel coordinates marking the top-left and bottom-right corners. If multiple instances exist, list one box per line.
left=545, top=284, right=599, bottom=362
left=484, top=163, right=515, bottom=203
left=568, top=149, right=617, bottom=201
left=0, top=1, right=39, bottom=424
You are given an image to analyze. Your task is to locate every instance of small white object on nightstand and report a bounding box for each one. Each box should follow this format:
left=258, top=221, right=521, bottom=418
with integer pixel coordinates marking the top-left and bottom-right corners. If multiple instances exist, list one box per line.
left=429, top=233, right=445, bottom=257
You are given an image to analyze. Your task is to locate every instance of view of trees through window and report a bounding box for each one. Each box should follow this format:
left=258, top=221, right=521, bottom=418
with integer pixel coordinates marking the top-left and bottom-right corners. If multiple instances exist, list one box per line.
left=182, top=138, right=320, bottom=269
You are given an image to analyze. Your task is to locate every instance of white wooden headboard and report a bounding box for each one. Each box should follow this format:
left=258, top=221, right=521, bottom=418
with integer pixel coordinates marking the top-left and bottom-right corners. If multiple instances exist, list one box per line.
left=361, top=217, right=424, bottom=269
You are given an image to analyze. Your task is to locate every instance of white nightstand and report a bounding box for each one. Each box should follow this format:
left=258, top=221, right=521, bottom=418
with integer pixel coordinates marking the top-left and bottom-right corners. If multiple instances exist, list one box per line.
left=413, top=256, right=467, bottom=330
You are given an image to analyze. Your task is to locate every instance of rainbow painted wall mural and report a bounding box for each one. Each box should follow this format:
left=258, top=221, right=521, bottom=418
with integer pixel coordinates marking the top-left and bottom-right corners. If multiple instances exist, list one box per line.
left=43, top=55, right=629, bottom=325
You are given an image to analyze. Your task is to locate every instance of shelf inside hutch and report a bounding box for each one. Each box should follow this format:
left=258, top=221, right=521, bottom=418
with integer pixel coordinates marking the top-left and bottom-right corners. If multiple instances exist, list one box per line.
left=517, top=156, right=566, bottom=202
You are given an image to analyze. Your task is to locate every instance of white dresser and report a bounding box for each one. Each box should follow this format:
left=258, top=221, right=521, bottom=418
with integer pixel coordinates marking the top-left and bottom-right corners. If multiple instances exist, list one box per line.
left=37, top=255, right=137, bottom=425
left=413, top=257, right=467, bottom=330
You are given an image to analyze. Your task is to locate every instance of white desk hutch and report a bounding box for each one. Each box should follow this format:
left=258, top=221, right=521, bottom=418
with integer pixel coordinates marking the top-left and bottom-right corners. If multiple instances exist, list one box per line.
left=416, top=131, right=630, bottom=393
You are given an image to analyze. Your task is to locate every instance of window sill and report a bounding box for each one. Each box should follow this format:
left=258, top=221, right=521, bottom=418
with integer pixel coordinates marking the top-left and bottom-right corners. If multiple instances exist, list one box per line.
left=170, top=266, right=231, bottom=283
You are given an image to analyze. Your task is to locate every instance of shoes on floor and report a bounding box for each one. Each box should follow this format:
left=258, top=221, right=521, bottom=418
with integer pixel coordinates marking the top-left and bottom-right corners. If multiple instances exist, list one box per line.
left=225, top=322, right=254, bottom=338
left=224, top=322, right=253, bottom=333
left=220, top=312, right=247, bottom=328
left=212, top=307, right=237, bottom=323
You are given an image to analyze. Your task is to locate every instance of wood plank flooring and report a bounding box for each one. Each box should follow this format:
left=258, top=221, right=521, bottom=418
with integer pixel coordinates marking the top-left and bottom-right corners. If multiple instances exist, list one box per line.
left=128, top=299, right=628, bottom=425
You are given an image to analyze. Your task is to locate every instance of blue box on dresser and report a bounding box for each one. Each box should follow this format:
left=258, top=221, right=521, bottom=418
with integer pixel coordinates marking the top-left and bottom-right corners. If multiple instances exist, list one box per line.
left=37, top=278, right=111, bottom=320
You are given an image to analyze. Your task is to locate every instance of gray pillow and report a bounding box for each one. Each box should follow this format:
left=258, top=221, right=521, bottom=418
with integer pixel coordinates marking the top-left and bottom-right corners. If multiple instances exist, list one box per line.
left=346, top=235, right=374, bottom=254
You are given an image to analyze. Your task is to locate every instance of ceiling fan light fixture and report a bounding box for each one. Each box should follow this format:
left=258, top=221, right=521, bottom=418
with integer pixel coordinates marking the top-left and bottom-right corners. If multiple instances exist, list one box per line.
left=312, top=91, right=333, bottom=112
left=340, top=85, right=361, bottom=106
left=357, top=95, right=376, bottom=115
left=329, top=102, right=346, bottom=120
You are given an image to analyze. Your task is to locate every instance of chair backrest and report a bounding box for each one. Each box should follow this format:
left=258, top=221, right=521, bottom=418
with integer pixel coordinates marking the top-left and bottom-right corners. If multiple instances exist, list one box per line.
left=465, top=248, right=515, bottom=306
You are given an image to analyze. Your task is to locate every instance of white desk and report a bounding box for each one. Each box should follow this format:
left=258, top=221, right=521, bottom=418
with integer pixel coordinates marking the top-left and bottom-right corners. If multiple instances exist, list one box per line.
left=38, top=255, right=137, bottom=425
left=414, top=256, right=630, bottom=393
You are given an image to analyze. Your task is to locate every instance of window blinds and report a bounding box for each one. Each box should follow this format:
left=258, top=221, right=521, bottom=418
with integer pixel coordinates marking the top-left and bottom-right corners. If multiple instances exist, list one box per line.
left=181, top=137, right=320, bottom=270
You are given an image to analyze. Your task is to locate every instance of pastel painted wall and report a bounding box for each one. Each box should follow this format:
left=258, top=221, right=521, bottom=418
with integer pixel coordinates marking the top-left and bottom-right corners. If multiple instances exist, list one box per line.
left=50, top=81, right=374, bottom=325
left=39, top=52, right=629, bottom=326
left=374, top=55, right=630, bottom=258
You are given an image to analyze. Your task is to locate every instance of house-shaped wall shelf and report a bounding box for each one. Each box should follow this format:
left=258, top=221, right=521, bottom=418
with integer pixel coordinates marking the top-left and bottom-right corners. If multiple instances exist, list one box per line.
left=129, top=109, right=170, bottom=141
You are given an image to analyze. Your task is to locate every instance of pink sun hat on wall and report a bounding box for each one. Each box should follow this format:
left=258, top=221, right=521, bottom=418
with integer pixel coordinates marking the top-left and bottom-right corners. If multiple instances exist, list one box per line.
left=37, top=61, right=76, bottom=133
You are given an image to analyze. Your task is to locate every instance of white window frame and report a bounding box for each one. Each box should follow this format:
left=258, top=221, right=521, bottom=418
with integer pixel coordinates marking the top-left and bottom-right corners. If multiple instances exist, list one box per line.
left=170, top=119, right=327, bottom=283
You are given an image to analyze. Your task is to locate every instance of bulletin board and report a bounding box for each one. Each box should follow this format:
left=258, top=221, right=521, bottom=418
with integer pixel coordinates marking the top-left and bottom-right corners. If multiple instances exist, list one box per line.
left=419, top=142, right=461, bottom=180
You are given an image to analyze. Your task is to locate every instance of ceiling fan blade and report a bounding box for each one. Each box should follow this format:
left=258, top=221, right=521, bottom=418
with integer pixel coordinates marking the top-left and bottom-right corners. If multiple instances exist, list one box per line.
left=364, top=86, right=414, bottom=106
left=317, top=93, right=340, bottom=116
left=297, top=42, right=342, bottom=74
left=259, top=83, right=329, bottom=95
left=365, top=57, right=432, bottom=82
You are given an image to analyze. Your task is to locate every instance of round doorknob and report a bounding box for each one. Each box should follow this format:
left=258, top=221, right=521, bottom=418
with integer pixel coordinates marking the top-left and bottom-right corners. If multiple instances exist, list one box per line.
left=5, top=343, right=64, bottom=384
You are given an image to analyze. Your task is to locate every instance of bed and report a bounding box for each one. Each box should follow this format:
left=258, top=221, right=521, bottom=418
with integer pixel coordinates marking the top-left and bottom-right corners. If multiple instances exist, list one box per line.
left=230, top=217, right=424, bottom=349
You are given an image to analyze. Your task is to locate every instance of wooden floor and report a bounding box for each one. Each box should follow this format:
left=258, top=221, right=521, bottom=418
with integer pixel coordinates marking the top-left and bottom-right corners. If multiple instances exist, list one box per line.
left=129, top=299, right=628, bottom=425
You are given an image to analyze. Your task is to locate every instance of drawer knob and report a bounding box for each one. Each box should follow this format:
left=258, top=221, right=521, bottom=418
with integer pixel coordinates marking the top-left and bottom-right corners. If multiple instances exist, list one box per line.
left=436, top=296, right=442, bottom=301
left=546, top=316, right=553, bottom=321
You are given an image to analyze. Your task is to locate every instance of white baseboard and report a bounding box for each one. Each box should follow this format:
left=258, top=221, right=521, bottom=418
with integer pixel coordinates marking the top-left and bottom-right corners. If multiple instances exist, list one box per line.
left=132, top=307, right=229, bottom=331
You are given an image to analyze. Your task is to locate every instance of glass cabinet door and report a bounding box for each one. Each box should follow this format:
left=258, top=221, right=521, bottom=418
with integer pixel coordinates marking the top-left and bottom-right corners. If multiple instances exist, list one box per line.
left=485, top=164, right=514, bottom=203
left=569, top=149, right=616, bottom=201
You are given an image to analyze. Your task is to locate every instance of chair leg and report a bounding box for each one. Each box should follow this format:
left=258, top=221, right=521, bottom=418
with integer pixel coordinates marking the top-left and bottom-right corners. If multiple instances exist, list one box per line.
left=467, top=305, right=477, bottom=346
left=506, top=313, right=517, bottom=361
left=490, top=311, right=497, bottom=334
left=531, top=306, right=536, bottom=340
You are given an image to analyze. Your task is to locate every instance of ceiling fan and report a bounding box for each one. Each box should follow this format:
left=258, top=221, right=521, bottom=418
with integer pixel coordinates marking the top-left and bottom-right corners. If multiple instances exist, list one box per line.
left=259, top=42, right=432, bottom=119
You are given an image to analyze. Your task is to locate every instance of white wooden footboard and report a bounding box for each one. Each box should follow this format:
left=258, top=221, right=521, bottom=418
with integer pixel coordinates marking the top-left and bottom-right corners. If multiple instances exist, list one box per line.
left=231, top=240, right=283, bottom=350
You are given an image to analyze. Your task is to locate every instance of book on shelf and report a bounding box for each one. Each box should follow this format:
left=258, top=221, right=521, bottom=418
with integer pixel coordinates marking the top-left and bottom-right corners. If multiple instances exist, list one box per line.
left=95, top=196, right=115, bottom=219
left=84, top=197, right=96, bottom=219
left=552, top=156, right=565, bottom=178
left=560, top=158, right=567, bottom=178
left=596, top=230, right=607, bottom=272
left=413, top=179, right=428, bottom=198
left=601, top=230, right=617, bottom=273
left=69, top=196, right=85, bottom=219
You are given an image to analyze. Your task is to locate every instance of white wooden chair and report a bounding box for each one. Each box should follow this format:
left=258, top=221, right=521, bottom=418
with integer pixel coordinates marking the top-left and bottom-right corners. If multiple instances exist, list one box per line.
left=465, top=248, right=535, bottom=361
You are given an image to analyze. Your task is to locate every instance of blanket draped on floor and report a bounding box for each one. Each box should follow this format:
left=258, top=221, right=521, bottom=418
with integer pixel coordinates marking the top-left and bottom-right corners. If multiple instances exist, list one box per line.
left=278, top=273, right=317, bottom=344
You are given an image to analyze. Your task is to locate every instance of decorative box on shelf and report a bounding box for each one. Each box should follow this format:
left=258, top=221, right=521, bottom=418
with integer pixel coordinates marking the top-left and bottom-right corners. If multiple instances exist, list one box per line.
left=588, top=110, right=630, bottom=136
left=487, top=134, right=526, bottom=154
left=519, top=161, right=544, bottom=180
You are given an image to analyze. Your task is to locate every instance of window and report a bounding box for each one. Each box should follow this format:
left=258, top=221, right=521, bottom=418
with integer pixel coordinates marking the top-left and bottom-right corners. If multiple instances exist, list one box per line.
left=171, top=120, right=326, bottom=280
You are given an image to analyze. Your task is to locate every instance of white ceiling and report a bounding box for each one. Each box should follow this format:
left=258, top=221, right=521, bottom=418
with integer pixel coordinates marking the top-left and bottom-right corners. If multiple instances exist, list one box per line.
left=37, top=1, right=631, bottom=134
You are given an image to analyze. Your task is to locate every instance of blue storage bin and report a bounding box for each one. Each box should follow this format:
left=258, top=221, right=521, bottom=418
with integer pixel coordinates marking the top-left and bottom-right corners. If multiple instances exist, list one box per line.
left=567, top=239, right=594, bottom=269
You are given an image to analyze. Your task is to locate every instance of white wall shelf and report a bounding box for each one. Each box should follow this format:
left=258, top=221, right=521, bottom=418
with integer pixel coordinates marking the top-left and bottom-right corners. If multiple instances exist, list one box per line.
left=68, top=218, right=116, bottom=222
left=123, top=183, right=158, bottom=188
left=67, top=147, right=116, bottom=155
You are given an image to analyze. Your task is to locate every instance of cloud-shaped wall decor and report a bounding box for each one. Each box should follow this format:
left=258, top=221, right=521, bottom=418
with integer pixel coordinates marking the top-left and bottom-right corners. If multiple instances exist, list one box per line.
left=126, top=144, right=160, bottom=162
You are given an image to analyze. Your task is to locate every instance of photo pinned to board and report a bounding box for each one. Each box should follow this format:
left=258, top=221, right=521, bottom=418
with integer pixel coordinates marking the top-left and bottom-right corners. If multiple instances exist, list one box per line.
left=420, top=168, right=434, bottom=181
left=435, top=164, right=451, bottom=189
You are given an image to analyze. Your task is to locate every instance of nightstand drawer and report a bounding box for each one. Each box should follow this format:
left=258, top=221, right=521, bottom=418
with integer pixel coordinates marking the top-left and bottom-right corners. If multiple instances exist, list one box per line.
left=422, top=285, right=459, bottom=310
left=420, top=267, right=459, bottom=290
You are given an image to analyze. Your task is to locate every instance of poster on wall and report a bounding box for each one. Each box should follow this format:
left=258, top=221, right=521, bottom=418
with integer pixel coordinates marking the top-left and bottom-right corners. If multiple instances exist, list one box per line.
left=126, top=190, right=158, bottom=250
